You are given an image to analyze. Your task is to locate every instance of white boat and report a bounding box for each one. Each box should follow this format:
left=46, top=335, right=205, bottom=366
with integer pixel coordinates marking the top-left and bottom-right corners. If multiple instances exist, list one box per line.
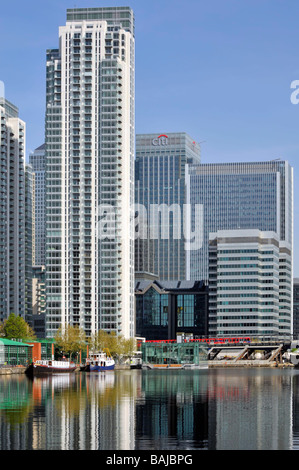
left=80, top=349, right=115, bottom=372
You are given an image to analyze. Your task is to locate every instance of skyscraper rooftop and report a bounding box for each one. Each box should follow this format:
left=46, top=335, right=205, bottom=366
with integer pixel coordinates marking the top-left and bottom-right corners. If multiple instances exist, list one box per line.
left=0, top=97, right=19, bottom=118
left=66, top=7, right=135, bottom=35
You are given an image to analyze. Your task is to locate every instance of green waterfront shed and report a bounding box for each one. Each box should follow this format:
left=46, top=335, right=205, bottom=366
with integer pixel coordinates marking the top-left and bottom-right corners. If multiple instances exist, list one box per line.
left=141, top=341, right=208, bottom=367
left=0, top=338, right=33, bottom=366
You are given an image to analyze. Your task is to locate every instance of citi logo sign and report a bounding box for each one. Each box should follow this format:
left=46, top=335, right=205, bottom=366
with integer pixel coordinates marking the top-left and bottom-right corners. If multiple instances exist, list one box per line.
left=152, top=134, right=169, bottom=146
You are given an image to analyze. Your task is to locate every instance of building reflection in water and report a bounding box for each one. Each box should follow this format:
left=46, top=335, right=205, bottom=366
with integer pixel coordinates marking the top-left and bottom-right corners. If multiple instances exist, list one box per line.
left=0, top=375, right=35, bottom=449
left=28, top=371, right=138, bottom=450
left=207, top=369, right=293, bottom=450
left=0, top=369, right=298, bottom=450
left=135, top=370, right=209, bottom=449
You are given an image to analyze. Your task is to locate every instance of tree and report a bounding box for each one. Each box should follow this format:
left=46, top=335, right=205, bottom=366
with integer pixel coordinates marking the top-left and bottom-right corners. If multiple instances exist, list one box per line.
left=87, top=330, right=137, bottom=363
left=2, top=313, right=36, bottom=340
left=121, top=337, right=137, bottom=361
left=55, top=325, right=87, bottom=360
left=88, top=329, right=109, bottom=354
left=105, top=331, right=123, bottom=359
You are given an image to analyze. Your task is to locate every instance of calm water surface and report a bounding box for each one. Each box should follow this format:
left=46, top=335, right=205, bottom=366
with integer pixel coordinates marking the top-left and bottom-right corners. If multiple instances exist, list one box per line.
left=1, top=368, right=299, bottom=450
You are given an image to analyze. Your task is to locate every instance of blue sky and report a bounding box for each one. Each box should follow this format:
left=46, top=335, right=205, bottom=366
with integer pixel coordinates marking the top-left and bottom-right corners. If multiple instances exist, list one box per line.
left=1, top=0, right=299, bottom=271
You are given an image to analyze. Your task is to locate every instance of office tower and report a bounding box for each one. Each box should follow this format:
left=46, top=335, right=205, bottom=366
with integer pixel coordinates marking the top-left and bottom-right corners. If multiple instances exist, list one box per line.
left=187, top=161, right=293, bottom=337
left=29, top=144, right=46, bottom=266
left=209, top=230, right=292, bottom=336
left=45, top=7, right=135, bottom=338
left=186, top=161, right=293, bottom=282
left=0, top=97, right=26, bottom=322
left=135, top=133, right=201, bottom=280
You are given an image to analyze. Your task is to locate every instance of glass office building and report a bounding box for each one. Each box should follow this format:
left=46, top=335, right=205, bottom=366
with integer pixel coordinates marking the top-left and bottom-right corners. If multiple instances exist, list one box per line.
left=186, top=161, right=293, bottom=283
left=135, top=280, right=208, bottom=340
left=45, top=7, right=135, bottom=338
left=135, top=133, right=201, bottom=280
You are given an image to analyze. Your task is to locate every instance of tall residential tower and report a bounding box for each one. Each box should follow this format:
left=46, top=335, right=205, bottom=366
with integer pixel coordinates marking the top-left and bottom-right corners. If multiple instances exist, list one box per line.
left=45, top=7, right=135, bottom=338
left=0, top=97, right=26, bottom=322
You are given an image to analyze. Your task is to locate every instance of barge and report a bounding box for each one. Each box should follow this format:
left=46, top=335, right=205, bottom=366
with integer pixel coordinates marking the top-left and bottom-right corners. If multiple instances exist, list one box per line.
left=25, top=360, right=76, bottom=377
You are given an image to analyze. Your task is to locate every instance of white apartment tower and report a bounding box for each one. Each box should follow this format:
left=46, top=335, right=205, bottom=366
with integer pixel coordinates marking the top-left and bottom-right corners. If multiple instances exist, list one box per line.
left=0, top=97, right=26, bottom=322
left=45, top=8, right=135, bottom=338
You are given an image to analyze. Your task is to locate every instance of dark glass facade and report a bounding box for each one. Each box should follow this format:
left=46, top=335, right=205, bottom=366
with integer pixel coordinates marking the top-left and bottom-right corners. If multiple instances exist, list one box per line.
left=135, top=280, right=208, bottom=340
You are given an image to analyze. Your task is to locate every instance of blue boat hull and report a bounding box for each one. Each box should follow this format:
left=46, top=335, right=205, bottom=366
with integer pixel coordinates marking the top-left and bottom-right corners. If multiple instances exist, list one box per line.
left=89, top=364, right=115, bottom=372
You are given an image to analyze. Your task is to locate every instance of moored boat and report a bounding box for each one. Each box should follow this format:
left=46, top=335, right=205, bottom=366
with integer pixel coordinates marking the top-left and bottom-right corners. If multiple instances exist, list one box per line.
left=25, top=359, right=76, bottom=377
left=80, top=349, right=115, bottom=372
left=289, top=352, right=299, bottom=367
